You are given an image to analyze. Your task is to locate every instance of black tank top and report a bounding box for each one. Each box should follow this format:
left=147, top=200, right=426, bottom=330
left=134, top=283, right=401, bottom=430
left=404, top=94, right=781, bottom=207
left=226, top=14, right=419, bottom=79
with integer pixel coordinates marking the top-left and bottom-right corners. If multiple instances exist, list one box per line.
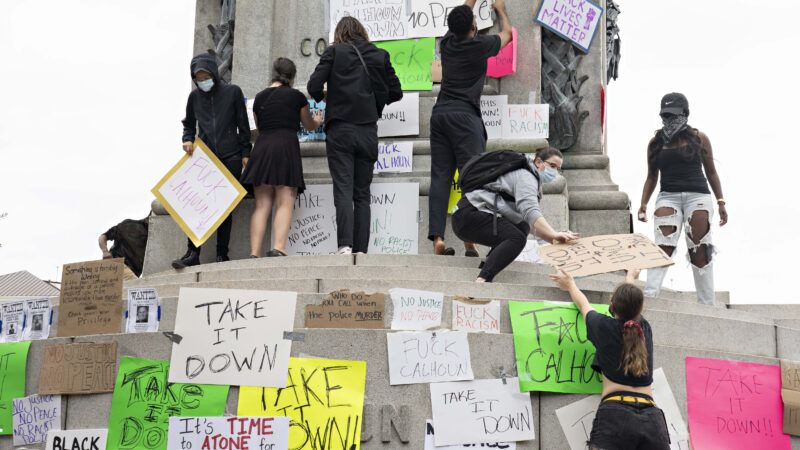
left=656, top=143, right=710, bottom=194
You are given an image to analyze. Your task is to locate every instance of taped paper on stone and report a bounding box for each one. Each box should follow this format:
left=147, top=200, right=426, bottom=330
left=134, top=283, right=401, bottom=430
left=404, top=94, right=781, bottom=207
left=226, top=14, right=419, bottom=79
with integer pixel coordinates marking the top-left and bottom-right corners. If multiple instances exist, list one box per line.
left=374, top=141, right=414, bottom=174
left=151, top=138, right=247, bottom=247
left=286, top=184, right=337, bottom=256
left=387, top=330, right=474, bottom=385
left=23, top=298, right=52, bottom=341
left=39, top=342, right=117, bottom=395
left=0, top=341, right=31, bottom=436
left=481, top=95, right=508, bottom=140
left=57, top=258, right=124, bottom=337
left=452, top=299, right=500, bottom=334
left=45, top=429, right=108, bottom=450
left=305, top=289, right=385, bottom=329
left=167, top=416, right=289, bottom=450
left=502, top=104, right=549, bottom=140
left=375, top=38, right=435, bottom=91
left=1, top=301, right=24, bottom=343
left=535, top=0, right=604, bottom=53
left=424, top=420, right=516, bottom=450
left=12, top=394, right=61, bottom=446
left=168, top=288, right=297, bottom=387
left=389, top=288, right=443, bottom=330
left=538, top=233, right=674, bottom=277
left=368, top=183, right=420, bottom=255
left=377, top=93, right=419, bottom=137
left=781, top=359, right=800, bottom=436
left=126, top=288, right=160, bottom=333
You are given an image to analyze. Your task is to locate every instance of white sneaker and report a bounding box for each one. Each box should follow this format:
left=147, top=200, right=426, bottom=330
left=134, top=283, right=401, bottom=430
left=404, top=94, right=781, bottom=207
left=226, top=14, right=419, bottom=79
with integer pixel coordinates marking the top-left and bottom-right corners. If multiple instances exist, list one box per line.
left=337, top=246, right=352, bottom=255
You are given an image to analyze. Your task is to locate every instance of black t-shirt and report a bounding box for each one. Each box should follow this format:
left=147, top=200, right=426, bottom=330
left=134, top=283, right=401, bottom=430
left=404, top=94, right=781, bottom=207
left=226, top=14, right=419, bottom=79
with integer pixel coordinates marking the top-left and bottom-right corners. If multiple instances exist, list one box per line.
left=252, top=86, right=308, bottom=132
left=103, top=218, right=148, bottom=277
left=437, top=32, right=501, bottom=113
left=585, top=310, right=654, bottom=386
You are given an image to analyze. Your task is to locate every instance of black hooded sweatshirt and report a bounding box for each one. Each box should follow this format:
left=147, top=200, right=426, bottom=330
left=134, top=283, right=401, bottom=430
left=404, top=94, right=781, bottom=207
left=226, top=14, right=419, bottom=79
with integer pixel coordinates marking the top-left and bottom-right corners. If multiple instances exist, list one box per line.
left=182, top=54, right=252, bottom=160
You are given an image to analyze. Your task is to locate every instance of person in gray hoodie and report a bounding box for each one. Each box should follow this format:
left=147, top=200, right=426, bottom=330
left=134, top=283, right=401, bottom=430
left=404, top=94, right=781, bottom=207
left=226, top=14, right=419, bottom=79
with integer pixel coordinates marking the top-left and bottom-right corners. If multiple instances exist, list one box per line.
left=451, top=147, right=578, bottom=282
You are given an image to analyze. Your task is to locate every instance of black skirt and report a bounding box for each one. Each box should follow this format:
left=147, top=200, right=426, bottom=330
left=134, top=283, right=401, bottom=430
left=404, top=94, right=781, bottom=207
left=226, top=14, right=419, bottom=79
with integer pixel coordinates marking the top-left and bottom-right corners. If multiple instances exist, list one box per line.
left=241, top=128, right=306, bottom=194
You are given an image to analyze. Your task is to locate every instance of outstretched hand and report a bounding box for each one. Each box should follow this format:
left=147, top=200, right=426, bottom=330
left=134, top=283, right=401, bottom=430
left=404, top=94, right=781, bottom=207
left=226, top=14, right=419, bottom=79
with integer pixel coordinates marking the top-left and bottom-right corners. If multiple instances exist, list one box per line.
left=549, top=269, right=576, bottom=292
left=625, top=268, right=641, bottom=283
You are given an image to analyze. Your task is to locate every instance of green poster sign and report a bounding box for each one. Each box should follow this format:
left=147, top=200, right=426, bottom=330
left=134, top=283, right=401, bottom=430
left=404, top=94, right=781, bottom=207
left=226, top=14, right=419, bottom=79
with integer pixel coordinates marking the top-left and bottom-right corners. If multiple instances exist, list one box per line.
left=375, top=38, right=435, bottom=91
left=0, top=341, right=30, bottom=435
left=107, top=356, right=229, bottom=450
left=509, top=301, right=611, bottom=394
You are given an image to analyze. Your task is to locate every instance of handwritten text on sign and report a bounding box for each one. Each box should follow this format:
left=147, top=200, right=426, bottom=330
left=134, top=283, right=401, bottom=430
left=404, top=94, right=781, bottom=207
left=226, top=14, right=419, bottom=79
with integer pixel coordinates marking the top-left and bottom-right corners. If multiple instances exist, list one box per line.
left=168, top=416, right=289, bottom=450
left=538, top=233, right=674, bottom=277
left=238, top=357, right=366, bottom=450
left=374, top=142, right=414, bottom=174
left=378, top=93, right=419, bottom=137
left=481, top=96, right=508, bottom=140
left=12, top=394, right=61, bottom=446
left=535, top=0, right=604, bottom=53
left=781, top=359, right=800, bottom=436
left=502, top=104, right=549, bottom=140
left=168, top=288, right=297, bottom=387
left=409, top=0, right=494, bottom=38
left=46, top=429, right=108, bottom=450
left=390, top=288, right=443, bottom=330
left=509, top=301, right=609, bottom=394
left=452, top=299, right=500, bottom=334
left=369, top=182, right=420, bottom=255
left=151, top=139, right=246, bottom=247
left=487, top=27, right=517, bottom=78
left=425, top=420, right=516, bottom=449
left=305, top=290, right=385, bottom=329
left=107, top=356, right=229, bottom=450
left=286, top=185, right=338, bottom=256
left=375, top=38, right=435, bottom=91
left=430, top=378, right=535, bottom=446
left=0, top=341, right=30, bottom=435
left=686, top=357, right=791, bottom=450
left=387, top=331, right=474, bottom=385
left=57, top=258, right=124, bottom=337
left=39, top=342, right=117, bottom=395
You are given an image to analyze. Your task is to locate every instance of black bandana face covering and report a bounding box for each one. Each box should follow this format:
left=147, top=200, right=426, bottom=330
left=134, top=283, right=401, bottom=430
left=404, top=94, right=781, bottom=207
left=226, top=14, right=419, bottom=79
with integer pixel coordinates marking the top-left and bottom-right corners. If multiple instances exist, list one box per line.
left=661, top=114, right=688, bottom=142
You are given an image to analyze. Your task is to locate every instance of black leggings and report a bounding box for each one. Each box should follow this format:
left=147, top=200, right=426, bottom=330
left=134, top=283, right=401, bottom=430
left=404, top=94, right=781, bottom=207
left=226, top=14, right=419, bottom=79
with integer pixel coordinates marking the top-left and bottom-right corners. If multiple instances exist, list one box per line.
left=451, top=202, right=529, bottom=281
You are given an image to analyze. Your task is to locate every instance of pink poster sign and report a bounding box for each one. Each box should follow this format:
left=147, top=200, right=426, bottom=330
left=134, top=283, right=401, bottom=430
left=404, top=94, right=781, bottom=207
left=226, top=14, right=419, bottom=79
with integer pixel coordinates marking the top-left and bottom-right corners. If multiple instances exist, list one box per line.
left=686, top=357, right=790, bottom=450
left=487, top=27, right=517, bottom=78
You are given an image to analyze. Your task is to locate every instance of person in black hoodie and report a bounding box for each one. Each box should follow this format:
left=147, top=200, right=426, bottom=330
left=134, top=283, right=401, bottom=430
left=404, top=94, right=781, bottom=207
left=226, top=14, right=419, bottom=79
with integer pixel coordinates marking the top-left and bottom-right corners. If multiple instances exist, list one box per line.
left=307, top=17, right=403, bottom=254
left=172, top=54, right=252, bottom=269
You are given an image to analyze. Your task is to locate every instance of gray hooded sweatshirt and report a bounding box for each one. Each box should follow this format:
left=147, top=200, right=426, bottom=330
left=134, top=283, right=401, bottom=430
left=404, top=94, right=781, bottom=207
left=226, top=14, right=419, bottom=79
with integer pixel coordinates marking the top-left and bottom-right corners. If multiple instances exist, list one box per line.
left=464, top=160, right=543, bottom=226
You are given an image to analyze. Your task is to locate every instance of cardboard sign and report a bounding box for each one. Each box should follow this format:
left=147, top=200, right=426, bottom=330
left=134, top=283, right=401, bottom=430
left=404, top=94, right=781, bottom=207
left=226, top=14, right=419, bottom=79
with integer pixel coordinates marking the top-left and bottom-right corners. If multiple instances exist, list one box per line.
left=375, top=38, right=435, bottom=91
left=487, top=28, right=518, bottom=78
left=168, top=416, right=289, bottom=450
left=286, top=184, right=338, bottom=256
left=781, top=359, right=800, bottom=436
left=107, top=356, right=229, bottom=450
left=1, top=301, right=24, bottom=342
left=23, top=298, right=52, bottom=341
left=387, top=331, right=474, bottom=385
left=431, top=60, right=442, bottom=83
left=329, top=0, right=408, bottom=42
left=57, top=258, right=124, bottom=337
left=409, top=0, right=494, bottom=38
left=389, top=288, right=443, bottom=330
left=538, top=233, right=674, bottom=277
left=39, top=342, right=117, bottom=395
left=126, top=288, right=160, bottom=333
left=425, top=420, right=516, bottom=450
left=448, top=170, right=461, bottom=214
left=502, top=104, right=549, bottom=140
left=168, top=288, right=296, bottom=387
left=238, top=357, right=366, bottom=450
left=0, top=341, right=31, bottom=435
left=46, top=429, right=108, bottom=450
left=378, top=93, right=419, bottom=137
left=12, top=394, right=61, bottom=446
left=481, top=95, right=508, bottom=140
left=452, top=299, right=500, bottom=334
left=369, top=182, right=420, bottom=254
left=509, top=301, right=609, bottom=394
left=374, top=142, right=414, bottom=173
left=555, top=368, right=690, bottom=450
left=298, top=99, right=326, bottom=142
left=305, top=290, right=385, bottom=329
left=430, top=378, right=535, bottom=446
left=151, top=138, right=247, bottom=247
left=535, top=0, right=604, bottom=53
left=686, top=357, right=790, bottom=450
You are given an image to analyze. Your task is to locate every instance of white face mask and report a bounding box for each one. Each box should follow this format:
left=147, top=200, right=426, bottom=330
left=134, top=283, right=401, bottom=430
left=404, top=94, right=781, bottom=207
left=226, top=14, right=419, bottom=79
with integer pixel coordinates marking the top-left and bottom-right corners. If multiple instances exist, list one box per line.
left=197, top=78, right=214, bottom=92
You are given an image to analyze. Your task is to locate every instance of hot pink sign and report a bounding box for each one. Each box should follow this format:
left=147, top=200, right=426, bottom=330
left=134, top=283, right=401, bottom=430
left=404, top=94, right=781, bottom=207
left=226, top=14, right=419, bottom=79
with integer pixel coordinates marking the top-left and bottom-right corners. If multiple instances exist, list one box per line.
left=686, top=357, right=790, bottom=450
left=487, top=27, right=517, bottom=78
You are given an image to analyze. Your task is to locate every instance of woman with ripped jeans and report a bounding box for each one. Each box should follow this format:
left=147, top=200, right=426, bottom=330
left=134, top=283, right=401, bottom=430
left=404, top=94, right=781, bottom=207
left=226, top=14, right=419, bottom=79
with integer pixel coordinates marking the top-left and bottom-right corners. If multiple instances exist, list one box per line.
left=637, top=93, right=728, bottom=305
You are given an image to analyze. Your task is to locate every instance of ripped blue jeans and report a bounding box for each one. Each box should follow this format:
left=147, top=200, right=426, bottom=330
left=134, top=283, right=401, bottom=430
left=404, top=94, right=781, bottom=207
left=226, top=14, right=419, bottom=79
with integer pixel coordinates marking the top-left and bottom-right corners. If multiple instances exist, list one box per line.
left=644, top=192, right=715, bottom=305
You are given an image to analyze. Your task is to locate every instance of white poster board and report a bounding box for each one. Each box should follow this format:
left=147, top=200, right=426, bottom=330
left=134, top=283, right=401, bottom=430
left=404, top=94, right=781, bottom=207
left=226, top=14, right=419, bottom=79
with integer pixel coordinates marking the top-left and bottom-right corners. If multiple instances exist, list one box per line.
left=12, top=394, right=61, bottom=445
left=452, top=299, right=500, bottom=333
left=1, top=301, right=24, bottom=342
left=502, top=104, right=549, bottom=140
left=387, top=331, right=474, bottom=385
left=286, top=184, right=338, bottom=256
left=46, top=429, right=108, bottom=450
left=480, top=95, right=508, bottom=140
left=425, top=420, right=516, bottom=450
left=23, top=298, right=52, bottom=341
left=535, top=0, right=604, bottom=53
left=126, top=288, right=160, bottom=333
left=375, top=142, right=414, bottom=173
left=151, top=140, right=246, bottom=246
left=378, top=93, right=419, bottom=138
left=408, top=0, right=494, bottom=38
left=329, top=0, right=409, bottom=42
left=369, top=182, right=419, bottom=254
left=390, top=288, right=444, bottom=330
left=167, top=416, right=289, bottom=450
left=555, top=368, right=690, bottom=450
left=430, top=378, right=536, bottom=446
left=168, top=288, right=297, bottom=387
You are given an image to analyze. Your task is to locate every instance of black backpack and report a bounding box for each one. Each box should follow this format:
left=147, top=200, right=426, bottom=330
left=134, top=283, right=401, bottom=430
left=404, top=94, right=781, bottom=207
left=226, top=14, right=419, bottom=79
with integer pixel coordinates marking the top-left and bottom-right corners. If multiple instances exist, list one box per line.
left=459, top=150, right=535, bottom=194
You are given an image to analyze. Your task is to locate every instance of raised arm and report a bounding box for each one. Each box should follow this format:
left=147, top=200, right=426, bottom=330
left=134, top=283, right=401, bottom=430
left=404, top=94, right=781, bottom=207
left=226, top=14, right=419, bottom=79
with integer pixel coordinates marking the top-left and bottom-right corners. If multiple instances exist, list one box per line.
left=463, top=0, right=477, bottom=8
left=699, top=132, right=728, bottom=226
left=493, top=0, right=513, bottom=48
left=550, top=270, right=594, bottom=319
left=99, top=234, right=112, bottom=259
left=300, top=105, right=323, bottom=131
left=638, top=138, right=659, bottom=222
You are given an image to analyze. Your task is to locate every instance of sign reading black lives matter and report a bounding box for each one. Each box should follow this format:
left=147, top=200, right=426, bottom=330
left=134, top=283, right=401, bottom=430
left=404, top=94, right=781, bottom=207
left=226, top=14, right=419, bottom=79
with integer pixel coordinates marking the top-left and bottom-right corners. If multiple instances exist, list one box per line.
left=535, top=0, right=604, bottom=53
left=168, top=288, right=297, bottom=387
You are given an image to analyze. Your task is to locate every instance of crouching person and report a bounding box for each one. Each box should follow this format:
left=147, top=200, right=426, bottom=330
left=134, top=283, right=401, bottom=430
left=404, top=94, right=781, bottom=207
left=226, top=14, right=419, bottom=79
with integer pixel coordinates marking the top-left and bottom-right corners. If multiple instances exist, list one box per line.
left=451, top=147, right=578, bottom=282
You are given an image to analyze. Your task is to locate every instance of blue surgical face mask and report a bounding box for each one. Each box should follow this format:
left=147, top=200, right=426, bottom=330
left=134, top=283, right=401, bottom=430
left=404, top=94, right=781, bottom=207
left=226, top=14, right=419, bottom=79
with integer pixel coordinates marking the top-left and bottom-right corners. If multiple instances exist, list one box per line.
left=540, top=165, right=558, bottom=184
left=197, top=78, right=214, bottom=92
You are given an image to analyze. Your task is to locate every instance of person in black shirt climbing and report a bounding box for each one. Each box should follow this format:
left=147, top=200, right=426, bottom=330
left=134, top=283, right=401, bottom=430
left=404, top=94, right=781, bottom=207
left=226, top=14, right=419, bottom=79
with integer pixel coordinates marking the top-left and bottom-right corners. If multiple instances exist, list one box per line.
left=551, top=269, right=671, bottom=450
left=428, top=0, right=513, bottom=257
left=172, top=54, right=252, bottom=269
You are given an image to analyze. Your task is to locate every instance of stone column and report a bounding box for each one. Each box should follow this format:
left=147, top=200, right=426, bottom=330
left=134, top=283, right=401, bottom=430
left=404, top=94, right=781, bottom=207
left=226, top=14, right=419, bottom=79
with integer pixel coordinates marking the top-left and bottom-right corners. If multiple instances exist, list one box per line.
left=502, top=0, right=543, bottom=104
left=193, top=0, right=222, bottom=57
left=232, top=0, right=277, bottom=98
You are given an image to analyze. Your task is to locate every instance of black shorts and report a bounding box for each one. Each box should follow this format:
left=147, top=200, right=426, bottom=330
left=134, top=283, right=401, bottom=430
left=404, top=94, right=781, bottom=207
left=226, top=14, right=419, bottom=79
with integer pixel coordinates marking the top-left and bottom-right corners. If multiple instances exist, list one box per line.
left=589, top=394, right=671, bottom=450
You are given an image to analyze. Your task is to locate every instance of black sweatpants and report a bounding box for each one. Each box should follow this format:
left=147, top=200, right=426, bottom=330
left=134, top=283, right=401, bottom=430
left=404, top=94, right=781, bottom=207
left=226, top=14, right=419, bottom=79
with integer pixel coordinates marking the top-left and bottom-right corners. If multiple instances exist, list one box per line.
left=452, top=201, right=530, bottom=282
left=325, top=121, right=379, bottom=253
left=428, top=108, right=487, bottom=241
left=187, top=156, right=242, bottom=257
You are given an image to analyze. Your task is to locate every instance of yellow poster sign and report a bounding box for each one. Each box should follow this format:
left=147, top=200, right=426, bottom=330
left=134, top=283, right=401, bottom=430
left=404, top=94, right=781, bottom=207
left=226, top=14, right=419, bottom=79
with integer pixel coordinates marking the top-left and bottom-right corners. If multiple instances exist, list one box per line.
left=448, top=170, right=460, bottom=214
left=238, top=357, right=367, bottom=450
left=151, top=138, right=246, bottom=246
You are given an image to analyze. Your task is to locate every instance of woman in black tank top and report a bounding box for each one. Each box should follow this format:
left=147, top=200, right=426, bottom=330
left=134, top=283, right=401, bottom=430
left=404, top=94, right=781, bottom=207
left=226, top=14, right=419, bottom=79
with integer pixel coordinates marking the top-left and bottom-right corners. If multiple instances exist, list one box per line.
left=637, top=93, right=728, bottom=305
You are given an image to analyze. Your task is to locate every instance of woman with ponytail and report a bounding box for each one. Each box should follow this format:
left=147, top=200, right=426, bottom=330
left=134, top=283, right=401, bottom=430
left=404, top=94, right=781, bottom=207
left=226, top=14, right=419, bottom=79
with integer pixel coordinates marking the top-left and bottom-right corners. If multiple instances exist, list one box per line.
left=551, top=269, right=670, bottom=450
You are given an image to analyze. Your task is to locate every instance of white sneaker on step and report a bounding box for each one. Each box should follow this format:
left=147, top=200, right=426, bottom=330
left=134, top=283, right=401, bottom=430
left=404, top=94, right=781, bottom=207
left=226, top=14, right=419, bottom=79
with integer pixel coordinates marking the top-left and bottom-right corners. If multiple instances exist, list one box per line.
left=337, top=246, right=352, bottom=255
